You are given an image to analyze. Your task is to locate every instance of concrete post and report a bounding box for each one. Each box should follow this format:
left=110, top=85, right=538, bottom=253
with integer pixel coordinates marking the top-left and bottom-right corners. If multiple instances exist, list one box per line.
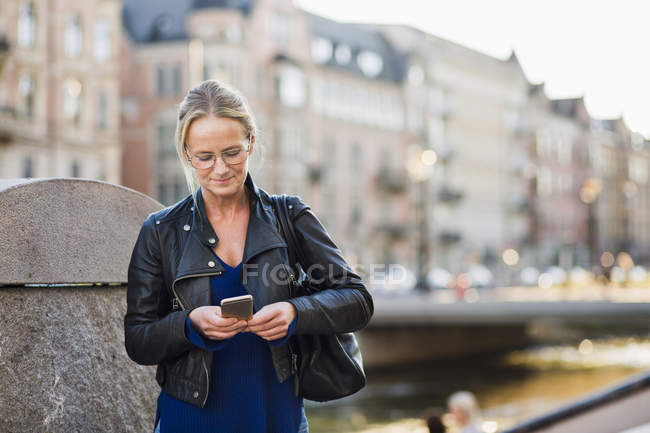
left=0, top=178, right=163, bottom=432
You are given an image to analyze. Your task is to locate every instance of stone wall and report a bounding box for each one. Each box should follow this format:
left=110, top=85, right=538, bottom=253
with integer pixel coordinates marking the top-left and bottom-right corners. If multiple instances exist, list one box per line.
left=0, top=178, right=163, bottom=432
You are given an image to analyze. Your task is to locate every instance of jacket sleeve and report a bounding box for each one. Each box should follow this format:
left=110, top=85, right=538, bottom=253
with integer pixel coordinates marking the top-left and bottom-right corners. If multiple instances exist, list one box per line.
left=124, top=214, right=194, bottom=365
left=285, top=197, right=374, bottom=335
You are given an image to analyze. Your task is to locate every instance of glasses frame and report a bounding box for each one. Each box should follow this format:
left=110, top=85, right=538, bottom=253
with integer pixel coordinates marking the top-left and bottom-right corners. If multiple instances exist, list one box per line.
left=186, top=139, right=251, bottom=170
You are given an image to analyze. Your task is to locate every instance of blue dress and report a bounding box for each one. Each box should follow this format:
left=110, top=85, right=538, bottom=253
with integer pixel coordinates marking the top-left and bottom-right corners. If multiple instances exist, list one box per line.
left=155, top=252, right=304, bottom=433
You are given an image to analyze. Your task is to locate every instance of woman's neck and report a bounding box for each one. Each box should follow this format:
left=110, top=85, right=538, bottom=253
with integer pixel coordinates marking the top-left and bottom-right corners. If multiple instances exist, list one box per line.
left=201, top=186, right=249, bottom=222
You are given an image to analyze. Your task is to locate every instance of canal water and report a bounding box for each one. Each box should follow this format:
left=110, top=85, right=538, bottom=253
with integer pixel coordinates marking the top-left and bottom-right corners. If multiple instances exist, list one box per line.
left=304, top=334, right=650, bottom=433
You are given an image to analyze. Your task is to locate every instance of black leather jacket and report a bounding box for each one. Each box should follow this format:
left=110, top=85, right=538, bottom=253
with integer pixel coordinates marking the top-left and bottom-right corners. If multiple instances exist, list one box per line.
left=124, top=173, right=373, bottom=408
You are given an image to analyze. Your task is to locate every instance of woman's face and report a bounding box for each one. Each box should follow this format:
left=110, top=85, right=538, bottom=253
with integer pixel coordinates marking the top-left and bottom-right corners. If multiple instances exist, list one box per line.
left=185, top=115, right=254, bottom=201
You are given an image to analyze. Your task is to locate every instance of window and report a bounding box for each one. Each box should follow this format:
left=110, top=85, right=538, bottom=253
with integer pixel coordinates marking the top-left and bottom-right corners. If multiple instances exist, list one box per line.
left=277, top=65, right=306, bottom=107
left=269, top=12, right=290, bottom=45
left=357, top=50, right=383, bottom=77
left=157, top=122, right=177, bottom=159
left=23, top=157, right=34, bottom=178
left=19, top=74, right=35, bottom=118
left=349, top=142, right=364, bottom=230
left=71, top=161, right=80, bottom=178
left=97, top=91, right=107, bottom=129
left=537, top=167, right=552, bottom=197
left=64, top=79, right=83, bottom=126
left=18, top=2, right=36, bottom=48
left=156, top=65, right=165, bottom=97
left=311, top=38, right=332, bottom=64
left=557, top=137, right=572, bottom=165
left=408, top=65, right=424, bottom=85
left=226, top=25, right=242, bottom=43
left=64, top=14, right=83, bottom=58
left=335, top=44, right=351, bottom=65
left=94, top=18, right=111, bottom=63
left=630, top=156, right=648, bottom=184
left=172, top=65, right=182, bottom=96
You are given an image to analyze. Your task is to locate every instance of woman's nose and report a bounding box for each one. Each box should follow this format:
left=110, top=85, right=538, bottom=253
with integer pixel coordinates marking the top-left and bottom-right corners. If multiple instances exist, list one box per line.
left=211, top=156, right=230, bottom=174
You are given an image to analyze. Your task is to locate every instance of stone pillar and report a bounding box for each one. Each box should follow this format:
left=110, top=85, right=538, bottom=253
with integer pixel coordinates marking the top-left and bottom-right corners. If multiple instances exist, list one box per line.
left=0, top=178, right=163, bottom=432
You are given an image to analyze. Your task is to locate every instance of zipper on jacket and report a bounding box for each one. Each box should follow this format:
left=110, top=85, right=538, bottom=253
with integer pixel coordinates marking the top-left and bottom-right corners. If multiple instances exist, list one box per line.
left=288, top=342, right=300, bottom=396
left=200, top=353, right=210, bottom=407
left=171, top=271, right=223, bottom=310
left=170, top=270, right=223, bottom=407
left=282, top=263, right=299, bottom=297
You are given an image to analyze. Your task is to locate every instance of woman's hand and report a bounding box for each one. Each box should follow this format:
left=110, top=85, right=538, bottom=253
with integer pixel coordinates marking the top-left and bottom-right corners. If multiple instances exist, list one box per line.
left=246, top=302, right=296, bottom=341
left=188, top=306, right=248, bottom=340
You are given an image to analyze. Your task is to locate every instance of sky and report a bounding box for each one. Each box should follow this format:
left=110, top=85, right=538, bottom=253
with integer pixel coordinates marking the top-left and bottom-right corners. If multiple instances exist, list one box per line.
left=294, top=0, right=650, bottom=139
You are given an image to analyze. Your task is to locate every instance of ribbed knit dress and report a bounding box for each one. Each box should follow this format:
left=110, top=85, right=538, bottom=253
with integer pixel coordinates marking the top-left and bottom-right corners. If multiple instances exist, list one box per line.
left=155, top=251, right=303, bottom=433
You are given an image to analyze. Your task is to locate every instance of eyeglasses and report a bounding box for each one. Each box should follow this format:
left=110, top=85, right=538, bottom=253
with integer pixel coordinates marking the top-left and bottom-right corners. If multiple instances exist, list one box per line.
left=186, top=142, right=250, bottom=170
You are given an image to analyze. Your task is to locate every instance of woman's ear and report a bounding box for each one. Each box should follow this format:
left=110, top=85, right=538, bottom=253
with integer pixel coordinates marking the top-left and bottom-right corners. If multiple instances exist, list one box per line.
left=248, top=135, right=255, bottom=155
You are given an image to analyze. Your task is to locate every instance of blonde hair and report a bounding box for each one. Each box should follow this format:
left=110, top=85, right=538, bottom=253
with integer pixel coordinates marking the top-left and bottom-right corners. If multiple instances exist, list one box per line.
left=175, top=80, right=257, bottom=193
left=448, top=391, right=481, bottom=425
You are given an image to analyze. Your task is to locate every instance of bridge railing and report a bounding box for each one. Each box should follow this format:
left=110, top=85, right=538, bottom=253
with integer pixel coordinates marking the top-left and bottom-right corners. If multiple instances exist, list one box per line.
left=500, top=370, right=650, bottom=433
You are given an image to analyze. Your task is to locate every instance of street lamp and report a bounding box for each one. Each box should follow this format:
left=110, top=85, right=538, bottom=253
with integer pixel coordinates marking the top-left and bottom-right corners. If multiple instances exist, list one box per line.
left=580, top=178, right=602, bottom=268
left=406, top=145, right=437, bottom=291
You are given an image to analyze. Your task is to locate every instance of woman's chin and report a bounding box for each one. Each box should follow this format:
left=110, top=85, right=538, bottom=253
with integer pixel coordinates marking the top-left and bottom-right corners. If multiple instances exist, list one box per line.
left=203, top=180, right=243, bottom=198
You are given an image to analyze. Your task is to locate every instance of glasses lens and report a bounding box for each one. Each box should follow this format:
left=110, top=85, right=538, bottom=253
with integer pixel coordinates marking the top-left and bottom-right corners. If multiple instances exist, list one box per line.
left=223, top=147, right=247, bottom=165
left=191, top=155, right=215, bottom=170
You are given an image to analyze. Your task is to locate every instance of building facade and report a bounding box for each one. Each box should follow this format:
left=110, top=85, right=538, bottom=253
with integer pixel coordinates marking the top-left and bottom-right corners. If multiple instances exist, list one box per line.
left=0, top=0, right=122, bottom=182
left=118, top=0, right=650, bottom=283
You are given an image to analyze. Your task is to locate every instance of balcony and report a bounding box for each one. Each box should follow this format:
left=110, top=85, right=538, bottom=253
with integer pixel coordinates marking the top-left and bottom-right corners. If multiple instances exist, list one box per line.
left=307, top=163, right=322, bottom=183
left=508, top=196, right=533, bottom=214
left=376, top=221, right=408, bottom=239
left=438, top=186, right=463, bottom=204
left=439, top=229, right=462, bottom=245
left=0, top=35, right=9, bottom=72
left=376, top=167, right=408, bottom=194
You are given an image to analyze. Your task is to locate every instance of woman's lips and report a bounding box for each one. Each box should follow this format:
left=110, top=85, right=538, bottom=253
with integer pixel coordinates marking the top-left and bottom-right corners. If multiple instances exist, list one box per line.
left=213, top=177, right=231, bottom=184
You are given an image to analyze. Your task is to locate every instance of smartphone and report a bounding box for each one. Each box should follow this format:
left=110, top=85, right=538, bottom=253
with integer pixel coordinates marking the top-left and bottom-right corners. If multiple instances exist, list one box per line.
left=220, top=294, right=253, bottom=321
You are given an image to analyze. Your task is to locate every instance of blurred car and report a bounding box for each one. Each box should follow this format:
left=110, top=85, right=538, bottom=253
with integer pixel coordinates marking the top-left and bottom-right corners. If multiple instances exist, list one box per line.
left=569, top=266, right=591, bottom=286
left=519, top=266, right=540, bottom=286
left=427, top=267, right=454, bottom=289
left=629, top=265, right=648, bottom=284
left=544, top=266, right=567, bottom=285
left=370, top=265, right=416, bottom=295
left=467, top=263, right=494, bottom=288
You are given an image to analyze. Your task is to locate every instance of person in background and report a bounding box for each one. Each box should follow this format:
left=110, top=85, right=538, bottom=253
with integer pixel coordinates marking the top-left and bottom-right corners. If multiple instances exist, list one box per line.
left=422, top=406, right=447, bottom=433
left=448, top=390, right=483, bottom=433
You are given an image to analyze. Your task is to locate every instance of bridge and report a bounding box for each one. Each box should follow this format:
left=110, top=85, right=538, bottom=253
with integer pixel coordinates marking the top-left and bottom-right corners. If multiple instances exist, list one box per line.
left=359, top=289, right=650, bottom=368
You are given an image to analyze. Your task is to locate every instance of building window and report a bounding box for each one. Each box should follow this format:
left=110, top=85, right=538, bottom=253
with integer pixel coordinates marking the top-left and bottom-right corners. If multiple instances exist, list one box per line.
left=19, top=74, right=36, bottom=118
left=311, top=38, right=332, bottom=64
left=357, top=50, right=383, bottom=77
left=94, top=18, right=111, bottom=63
left=537, top=167, right=552, bottom=197
left=349, top=141, right=364, bottom=231
left=64, top=79, right=83, bottom=126
left=71, top=161, right=80, bottom=177
left=64, top=14, right=83, bottom=58
left=97, top=91, right=107, bottom=130
left=277, top=65, right=306, bottom=108
left=156, top=65, right=165, bottom=97
left=18, top=2, right=36, bottom=48
left=157, top=122, right=177, bottom=159
left=23, top=157, right=34, bottom=177
left=269, top=12, right=290, bottom=45
left=335, top=44, right=351, bottom=65
left=172, top=65, right=182, bottom=96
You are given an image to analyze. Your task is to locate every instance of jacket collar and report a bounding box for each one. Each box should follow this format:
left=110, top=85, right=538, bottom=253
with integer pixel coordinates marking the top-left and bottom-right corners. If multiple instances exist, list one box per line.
left=175, top=172, right=286, bottom=281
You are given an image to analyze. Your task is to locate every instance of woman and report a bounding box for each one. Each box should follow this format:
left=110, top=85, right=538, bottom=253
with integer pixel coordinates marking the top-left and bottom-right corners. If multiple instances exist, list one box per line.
left=124, top=79, right=373, bottom=433
left=448, top=391, right=483, bottom=433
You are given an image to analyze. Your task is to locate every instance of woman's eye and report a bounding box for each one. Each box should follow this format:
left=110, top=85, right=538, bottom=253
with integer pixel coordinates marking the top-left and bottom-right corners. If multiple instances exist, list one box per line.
left=224, top=150, right=241, bottom=157
left=197, top=154, right=214, bottom=162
